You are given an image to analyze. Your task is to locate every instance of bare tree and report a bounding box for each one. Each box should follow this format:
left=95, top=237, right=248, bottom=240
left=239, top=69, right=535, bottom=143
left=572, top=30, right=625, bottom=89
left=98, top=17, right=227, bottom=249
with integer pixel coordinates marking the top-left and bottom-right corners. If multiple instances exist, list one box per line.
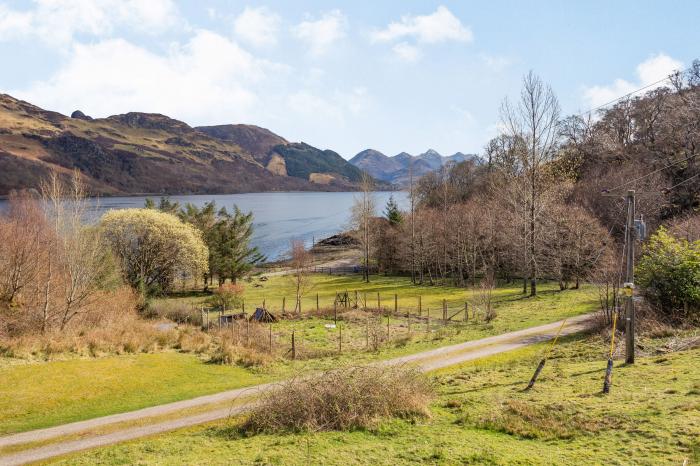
left=41, top=171, right=114, bottom=330
left=0, top=193, right=45, bottom=306
left=408, top=161, right=417, bottom=284
left=351, top=174, right=376, bottom=283
left=500, top=71, right=561, bottom=296
left=287, top=240, right=313, bottom=314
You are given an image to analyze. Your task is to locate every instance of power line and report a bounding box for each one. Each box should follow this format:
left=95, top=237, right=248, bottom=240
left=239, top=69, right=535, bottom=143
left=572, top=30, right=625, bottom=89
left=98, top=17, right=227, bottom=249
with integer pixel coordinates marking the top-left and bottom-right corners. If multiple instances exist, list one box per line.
left=602, top=152, right=699, bottom=194
left=663, top=172, right=700, bottom=193
left=577, top=66, right=689, bottom=118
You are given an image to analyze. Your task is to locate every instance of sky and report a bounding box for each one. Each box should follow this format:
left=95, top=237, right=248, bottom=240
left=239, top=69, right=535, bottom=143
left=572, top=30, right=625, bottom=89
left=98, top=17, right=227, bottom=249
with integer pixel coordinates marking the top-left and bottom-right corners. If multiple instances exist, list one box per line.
left=0, top=1, right=697, bottom=159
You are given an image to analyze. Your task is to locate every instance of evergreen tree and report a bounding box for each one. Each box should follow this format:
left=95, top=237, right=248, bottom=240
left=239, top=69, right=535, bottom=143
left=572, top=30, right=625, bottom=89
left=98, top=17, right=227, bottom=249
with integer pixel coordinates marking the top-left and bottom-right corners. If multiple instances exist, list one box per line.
left=384, top=195, right=403, bottom=226
left=210, top=206, right=265, bottom=284
left=146, top=200, right=264, bottom=286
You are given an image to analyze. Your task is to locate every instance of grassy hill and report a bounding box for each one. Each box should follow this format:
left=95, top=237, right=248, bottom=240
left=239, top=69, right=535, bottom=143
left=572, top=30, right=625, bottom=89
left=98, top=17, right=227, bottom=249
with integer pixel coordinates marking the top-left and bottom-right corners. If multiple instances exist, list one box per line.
left=272, top=142, right=369, bottom=185
left=0, top=94, right=373, bottom=195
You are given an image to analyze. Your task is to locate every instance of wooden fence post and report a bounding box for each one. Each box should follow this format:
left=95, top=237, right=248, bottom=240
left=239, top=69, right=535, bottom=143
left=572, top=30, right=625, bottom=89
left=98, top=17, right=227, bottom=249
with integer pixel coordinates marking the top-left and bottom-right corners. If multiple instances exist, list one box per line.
left=366, top=316, right=369, bottom=348
left=334, top=302, right=338, bottom=325
left=282, top=296, right=286, bottom=313
left=291, top=330, right=296, bottom=360
left=394, top=294, right=398, bottom=314
left=426, top=308, right=430, bottom=332
left=418, top=296, right=422, bottom=316
left=464, top=302, right=469, bottom=322
left=377, top=292, right=381, bottom=310
left=316, top=293, right=319, bottom=311
left=354, top=290, right=358, bottom=308
left=443, top=299, right=447, bottom=324
left=242, top=299, right=245, bottom=314
left=338, top=324, right=342, bottom=353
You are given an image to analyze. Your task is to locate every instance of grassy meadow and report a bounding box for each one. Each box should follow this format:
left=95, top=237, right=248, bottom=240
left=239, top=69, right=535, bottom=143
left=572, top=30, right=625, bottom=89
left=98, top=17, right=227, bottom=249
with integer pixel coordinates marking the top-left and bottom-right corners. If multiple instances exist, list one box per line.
left=50, top=331, right=700, bottom=465
left=0, top=274, right=599, bottom=435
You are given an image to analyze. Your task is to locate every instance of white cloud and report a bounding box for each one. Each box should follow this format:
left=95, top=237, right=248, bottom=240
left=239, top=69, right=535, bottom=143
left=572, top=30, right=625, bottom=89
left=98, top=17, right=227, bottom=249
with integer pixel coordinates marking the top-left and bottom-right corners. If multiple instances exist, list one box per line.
left=480, top=54, right=511, bottom=72
left=292, top=10, right=346, bottom=56
left=233, top=6, right=281, bottom=47
left=0, top=0, right=180, bottom=46
left=10, top=30, right=284, bottom=124
left=393, top=42, right=421, bottom=63
left=371, top=6, right=472, bottom=44
left=286, top=87, right=370, bottom=125
left=583, top=53, right=683, bottom=108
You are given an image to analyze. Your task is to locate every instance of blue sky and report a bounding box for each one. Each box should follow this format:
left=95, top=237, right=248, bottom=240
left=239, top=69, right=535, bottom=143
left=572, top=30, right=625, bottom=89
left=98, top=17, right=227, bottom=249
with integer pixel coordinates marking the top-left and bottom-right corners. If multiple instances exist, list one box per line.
left=0, top=1, right=696, bottom=158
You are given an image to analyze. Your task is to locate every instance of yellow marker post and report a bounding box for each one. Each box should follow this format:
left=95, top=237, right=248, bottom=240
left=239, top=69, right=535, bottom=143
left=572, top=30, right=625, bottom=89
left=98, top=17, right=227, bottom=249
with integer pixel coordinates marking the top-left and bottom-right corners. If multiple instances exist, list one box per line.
left=525, top=319, right=568, bottom=390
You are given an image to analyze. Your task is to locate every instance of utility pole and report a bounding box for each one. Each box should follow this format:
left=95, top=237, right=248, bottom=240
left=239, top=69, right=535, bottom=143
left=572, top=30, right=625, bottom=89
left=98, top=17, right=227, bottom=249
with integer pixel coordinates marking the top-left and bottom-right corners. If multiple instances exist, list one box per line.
left=624, top=190, right=636, bottom=364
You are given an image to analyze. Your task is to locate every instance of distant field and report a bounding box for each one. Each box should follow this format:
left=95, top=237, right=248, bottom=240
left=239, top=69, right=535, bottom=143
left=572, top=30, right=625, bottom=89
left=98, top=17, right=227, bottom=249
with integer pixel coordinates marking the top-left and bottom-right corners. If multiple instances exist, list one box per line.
left=52, top=332, right=700, bottom=465
left=166, top=273, right=597, bottom=324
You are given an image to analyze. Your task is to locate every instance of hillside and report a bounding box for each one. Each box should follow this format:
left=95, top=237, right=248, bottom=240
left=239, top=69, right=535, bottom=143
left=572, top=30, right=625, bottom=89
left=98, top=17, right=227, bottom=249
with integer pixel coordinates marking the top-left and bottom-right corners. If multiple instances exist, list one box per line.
left=195, top=124, right=288, bottom=164
left=0, top=94, right=372, bottom=195
left=271, top=142, right=369, bottom=187
left=350, top=148, right=479, bottom=185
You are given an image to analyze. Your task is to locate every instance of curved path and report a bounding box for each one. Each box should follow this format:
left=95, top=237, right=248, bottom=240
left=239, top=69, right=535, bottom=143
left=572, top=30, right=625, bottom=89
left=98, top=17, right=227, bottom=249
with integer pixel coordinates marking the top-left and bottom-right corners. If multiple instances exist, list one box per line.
left=0, top=313, right=595, bottom=465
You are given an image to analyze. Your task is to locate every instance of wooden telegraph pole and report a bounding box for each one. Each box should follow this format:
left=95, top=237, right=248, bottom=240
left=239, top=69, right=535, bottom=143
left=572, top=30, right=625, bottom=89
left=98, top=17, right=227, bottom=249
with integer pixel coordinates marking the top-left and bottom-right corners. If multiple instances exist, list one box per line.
left=624, top=190, right=636, bottom=364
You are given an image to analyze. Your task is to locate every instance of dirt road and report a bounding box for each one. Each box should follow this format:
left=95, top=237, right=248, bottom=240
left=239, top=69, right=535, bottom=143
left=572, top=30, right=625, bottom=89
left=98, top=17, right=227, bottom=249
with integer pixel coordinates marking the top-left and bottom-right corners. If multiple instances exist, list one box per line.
left=0, top=313, right=594, bottom=465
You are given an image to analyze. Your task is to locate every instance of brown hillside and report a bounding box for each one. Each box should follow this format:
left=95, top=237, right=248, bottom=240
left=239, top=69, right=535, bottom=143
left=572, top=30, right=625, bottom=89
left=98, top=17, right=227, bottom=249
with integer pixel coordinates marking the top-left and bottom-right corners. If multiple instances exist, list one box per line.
left=0, top=94, right=360, bottom=195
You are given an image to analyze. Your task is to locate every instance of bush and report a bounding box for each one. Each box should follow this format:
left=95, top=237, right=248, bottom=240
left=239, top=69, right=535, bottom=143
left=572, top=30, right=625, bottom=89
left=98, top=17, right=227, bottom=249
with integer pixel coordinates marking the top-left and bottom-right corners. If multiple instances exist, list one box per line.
left=242, top=365, right=433, bottom=433
left=149, top=300, right=201, bottom=325
left=637, top=228, right=700, bottom=318
left=208, top=283, right=244, bottom=312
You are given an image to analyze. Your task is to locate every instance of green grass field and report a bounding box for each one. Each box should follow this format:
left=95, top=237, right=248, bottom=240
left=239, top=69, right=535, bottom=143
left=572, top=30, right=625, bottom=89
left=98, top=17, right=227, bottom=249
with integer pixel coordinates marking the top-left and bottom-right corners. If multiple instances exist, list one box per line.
left=51, top=332, right=700, bottom=465
left=182, top=274, right=599, bottom=359
left=0, top=275, right=598, bottom=435
left=0, top=353, right=270, bottom=435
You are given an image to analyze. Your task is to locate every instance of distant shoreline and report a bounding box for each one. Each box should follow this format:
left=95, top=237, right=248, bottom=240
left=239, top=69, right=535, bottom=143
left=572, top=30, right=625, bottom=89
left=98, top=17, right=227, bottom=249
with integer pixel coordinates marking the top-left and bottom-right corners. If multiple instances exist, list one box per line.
left=0, top=189, right=403, bottom=201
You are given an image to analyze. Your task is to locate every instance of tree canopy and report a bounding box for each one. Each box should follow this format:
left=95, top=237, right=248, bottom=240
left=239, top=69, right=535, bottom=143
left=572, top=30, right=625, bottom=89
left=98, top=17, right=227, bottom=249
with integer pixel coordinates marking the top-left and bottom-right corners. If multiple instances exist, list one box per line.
left=145, top=198, right=264, bottom=285
left=100, top=208, right=208, bottom=295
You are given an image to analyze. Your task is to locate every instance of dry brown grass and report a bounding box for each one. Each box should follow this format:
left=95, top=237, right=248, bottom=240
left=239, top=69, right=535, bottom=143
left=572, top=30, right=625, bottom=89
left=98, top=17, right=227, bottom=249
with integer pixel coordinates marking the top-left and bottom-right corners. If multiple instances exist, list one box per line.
left=0, top=288, right=181, bottom=359
left=242, top=365, right=434, bottom=433
left=208, top=340, right=273, bottom=367
left=203, top=323, right=277, bottom=366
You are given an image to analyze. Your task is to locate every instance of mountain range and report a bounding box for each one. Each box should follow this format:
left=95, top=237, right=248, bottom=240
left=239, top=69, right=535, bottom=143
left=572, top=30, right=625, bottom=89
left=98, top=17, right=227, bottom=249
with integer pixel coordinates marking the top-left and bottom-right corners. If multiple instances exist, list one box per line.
left=0, top=93, right=478, bottom=196
left=0, top=94, right=379, bottom=196
left=349, top=148, right=479, bottom=186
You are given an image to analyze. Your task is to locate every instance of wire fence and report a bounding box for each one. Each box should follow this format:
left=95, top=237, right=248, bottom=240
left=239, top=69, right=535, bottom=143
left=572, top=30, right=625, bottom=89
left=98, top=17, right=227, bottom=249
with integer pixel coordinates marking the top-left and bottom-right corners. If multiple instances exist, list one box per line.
left=198, top=291, right=485, bottom=360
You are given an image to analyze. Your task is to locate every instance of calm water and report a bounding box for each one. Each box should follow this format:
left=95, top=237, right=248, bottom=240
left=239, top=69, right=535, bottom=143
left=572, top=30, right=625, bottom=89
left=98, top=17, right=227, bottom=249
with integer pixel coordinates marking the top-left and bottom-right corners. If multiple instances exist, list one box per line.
left=1, top=192, right=407, bottom=261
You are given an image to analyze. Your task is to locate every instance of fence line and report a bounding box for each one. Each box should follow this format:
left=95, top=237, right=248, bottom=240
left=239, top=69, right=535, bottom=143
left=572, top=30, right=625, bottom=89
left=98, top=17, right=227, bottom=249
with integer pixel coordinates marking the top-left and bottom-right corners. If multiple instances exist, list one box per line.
left=197, top=289, right=491, bottom=362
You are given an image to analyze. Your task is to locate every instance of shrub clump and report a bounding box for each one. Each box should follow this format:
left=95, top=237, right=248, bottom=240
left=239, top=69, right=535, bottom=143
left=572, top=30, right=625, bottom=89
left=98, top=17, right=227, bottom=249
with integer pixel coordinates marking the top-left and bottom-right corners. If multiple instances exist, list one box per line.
left=636, top=227, right=700, bottom=319
left=242, top=365, right=434, bottom=433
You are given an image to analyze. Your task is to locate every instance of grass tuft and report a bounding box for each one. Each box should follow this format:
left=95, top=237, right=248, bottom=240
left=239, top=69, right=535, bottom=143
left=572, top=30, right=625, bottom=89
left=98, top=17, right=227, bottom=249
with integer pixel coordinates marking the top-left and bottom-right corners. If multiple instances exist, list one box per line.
left=470, top=399, right=620, bottom=440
